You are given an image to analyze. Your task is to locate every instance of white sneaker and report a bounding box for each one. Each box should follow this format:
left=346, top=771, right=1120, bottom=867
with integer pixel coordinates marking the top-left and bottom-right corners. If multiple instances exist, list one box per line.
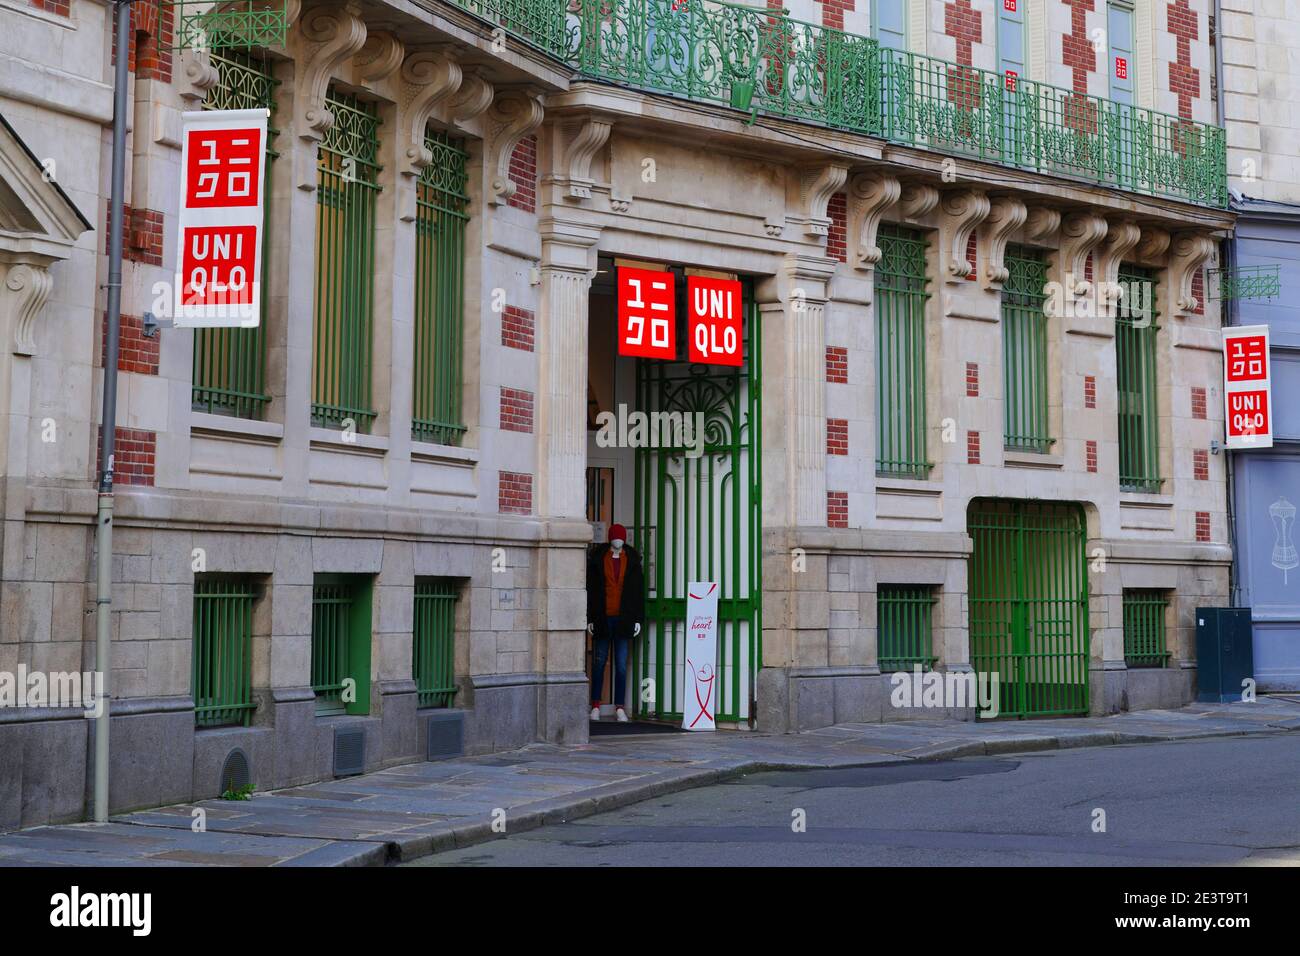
left=615, top=707, right=629, bottom=723
left=590, top=706, right=601, bottom=721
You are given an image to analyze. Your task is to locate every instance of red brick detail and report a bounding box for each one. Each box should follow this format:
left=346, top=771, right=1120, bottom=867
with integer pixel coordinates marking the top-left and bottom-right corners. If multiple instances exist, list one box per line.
left=1190, top=268, right=1205, bottom=314
left=96, top=427, right=157, bottom=487
left=101, top=312, right=159, bottom=375
left=498, top=471, right=533, bottom=515
left=506, top=135, right=537, bottom=213
left=944, top=0, right=982, bottom=66
left=1195, top=510, right=1211, bottom=542
left=1168, top=0, right=1201, bottom=119
left=967, top=430, right=981, bottom=465
left=1193, top=448, right=1209, bottom=480
left=965, top=232, right=978, bottom=280
left=110, top=0, right=174, bottom=81
left=1062, top=0, right=1097, bottom=94
left=1084, top=375, right=1097, bottom=409
left=826, top=193, right=848, bottom=263
left=826, top=346, right=848, bottom=384
left=29, top=0, right=70, bottom=15
left=817, top=0, right=855, bottom=31
left=501, top=305, right=535, bottom=352
left=827, top=491, right=848, bottom=529
left=966, top=362, right=979, bottom=397
left=107, top=203, right=165, bottom=266
left=1190, top=386, right=1208, bottom=420
left=500, top=387, right=534, bottom=433
left=1084, top=252, right=1094, bottom=283
left=826, top=417, right=848, bottom=455
left=1086, top=439, right=1098, bottom=473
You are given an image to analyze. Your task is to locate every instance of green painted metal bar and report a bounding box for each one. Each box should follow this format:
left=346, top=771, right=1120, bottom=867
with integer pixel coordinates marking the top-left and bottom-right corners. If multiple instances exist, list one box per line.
left=877, top=584, right=937, bottom=671
left=1123, top=589, right=1170, bottom=667
left=1116, top=263, right=1161, bottom=493
left=874, top=224, right=930, bottom=478
left=192, top=577, right=256, bottom=728
left=1001, top=245, right=1052, bottom=452
left=1208, top=264, right=1282, bottom=301
left=311, top=579, right=352, bottom=713
left=414, top=579, right=460, bottom=707
left=169, top=1, right=289, bottom=51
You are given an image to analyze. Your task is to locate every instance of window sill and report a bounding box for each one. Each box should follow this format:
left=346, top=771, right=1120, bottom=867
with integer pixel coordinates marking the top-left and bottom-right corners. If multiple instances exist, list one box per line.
left=192, top=411, right=284, bottom=444
left=309, top=426, right=389, bottom=456
left=1003, top=447, right=1062, bottom=469
left=411, top=440, right=479, bottom=467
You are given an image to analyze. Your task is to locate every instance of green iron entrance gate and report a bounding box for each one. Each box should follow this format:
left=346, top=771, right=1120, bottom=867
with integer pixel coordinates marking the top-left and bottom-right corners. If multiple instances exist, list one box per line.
left=968, top=499, right=1090, bottom=717
left=632, top=277, right=761, bottom=724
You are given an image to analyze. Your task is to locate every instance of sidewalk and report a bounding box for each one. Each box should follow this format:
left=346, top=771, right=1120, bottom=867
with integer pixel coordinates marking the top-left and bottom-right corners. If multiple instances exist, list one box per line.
left=3, top=697, right=1298, bottom=867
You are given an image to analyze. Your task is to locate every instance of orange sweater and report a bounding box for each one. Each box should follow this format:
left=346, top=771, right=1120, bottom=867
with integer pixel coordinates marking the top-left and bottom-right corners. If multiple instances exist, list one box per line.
left=603, top=551, right=627, bottom=616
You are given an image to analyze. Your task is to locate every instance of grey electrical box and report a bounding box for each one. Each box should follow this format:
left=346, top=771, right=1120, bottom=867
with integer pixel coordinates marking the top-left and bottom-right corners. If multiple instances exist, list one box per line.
left=1195, top=607, right=1254, bottom=703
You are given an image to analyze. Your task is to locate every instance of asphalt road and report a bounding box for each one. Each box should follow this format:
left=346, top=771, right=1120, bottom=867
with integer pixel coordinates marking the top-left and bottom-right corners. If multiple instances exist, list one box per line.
left=407, top=733, right=1300, bottom=866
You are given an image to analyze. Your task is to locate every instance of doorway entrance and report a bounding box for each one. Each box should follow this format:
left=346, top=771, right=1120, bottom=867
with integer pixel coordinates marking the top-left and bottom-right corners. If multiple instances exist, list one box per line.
left=968, top=499, right=1090, bottom=717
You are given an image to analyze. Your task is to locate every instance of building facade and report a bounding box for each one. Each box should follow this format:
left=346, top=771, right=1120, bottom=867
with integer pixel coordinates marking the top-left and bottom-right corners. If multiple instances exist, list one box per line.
left=0, top=0, right=1234, bottom=830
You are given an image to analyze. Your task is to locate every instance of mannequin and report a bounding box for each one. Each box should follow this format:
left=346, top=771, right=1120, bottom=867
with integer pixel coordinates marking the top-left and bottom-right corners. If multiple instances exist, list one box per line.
left=586, top=523, right=644, bottom=722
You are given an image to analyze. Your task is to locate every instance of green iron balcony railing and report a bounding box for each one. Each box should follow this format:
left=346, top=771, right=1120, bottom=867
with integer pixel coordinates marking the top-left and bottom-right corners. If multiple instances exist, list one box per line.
left=448, top=0, right=1227, bottom=207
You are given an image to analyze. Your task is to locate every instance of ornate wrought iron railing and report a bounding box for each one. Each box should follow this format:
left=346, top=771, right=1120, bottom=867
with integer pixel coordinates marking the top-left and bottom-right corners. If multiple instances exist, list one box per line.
left=446, top=0, right=1227, bottom=207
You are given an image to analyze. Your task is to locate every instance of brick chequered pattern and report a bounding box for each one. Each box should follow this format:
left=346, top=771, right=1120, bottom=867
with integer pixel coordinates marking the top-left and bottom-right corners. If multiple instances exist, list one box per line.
left=817, top=0, right=855, bottom=31
left=967, top=430, right=980, bottom=465
left=826, top=193, right=848, bottom=263
left=506, top=135, right=537, bottom=213
left=1168, top=0, right=1201, bottom=119
left=1196, top=511, right=1211, bottom=542
left=101, top=313, right=159, bottom=375
left=826, top=346, right=848, bottom=384
left=1086, top=439, right=1098, bottom=473
left=944, top=0, right=981, bottom=65
left=827, top=491, right=848, bottom=529
left=1084, top=375, right=1097, bottom=409
left=1194, top=448, right=1209, bottom=480
left=1062, top=0, right=1096, bottom=94
left=826, top=418, right=848, bottom=455
left=499, top=471, right=533, bottom=515
left=110, top=0, right=173, bottom=81
left=966, top=362, right=979, bottom=397
left=1191, top=386, right=1207, bottom=420
left=501, top=305, right=535, bottom=352
left=97, top=427, right=156, bottom=487
left=29, top=0, right=70, bottom=15
left=500, top=387, right=534, bottom=433
left=1190, top=269, right=1205, bottom=314
left=107, top=203, right=165, bottom=267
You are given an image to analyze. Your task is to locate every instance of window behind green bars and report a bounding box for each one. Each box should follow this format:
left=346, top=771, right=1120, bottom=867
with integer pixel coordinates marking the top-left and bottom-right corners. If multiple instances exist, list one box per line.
left=1123, top=589, right=1169, bottom=667
left=875, top=225, right=931, bottom=477
left=877, top=585, right=938, bottom=671
left=413, top=578, right=459, bottom=708
left=413, top=130, right=469, bottom=446
left=192, top=49, right=277, bottom=420
left=311, top=575, right=372, bottom=715
left=192, top=577, right=256, bottom=727
left=1116, top=264, right=1161, bottom=491
left=1002, top=246, right=1052, bottom=451
left=313, top=89, right=381, bottom=432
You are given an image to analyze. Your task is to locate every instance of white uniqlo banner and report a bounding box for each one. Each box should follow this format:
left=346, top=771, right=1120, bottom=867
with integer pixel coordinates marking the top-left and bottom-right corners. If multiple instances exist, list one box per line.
left=174, top=108, right=268, bottom=328
left=1223, top=324, right=1274, bottom=450
left=683, top=582, right=719, bottom=731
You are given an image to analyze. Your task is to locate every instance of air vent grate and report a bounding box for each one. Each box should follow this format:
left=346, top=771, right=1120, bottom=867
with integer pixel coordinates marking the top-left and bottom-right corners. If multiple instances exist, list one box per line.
left=426, top=712, right=464, bottom=761
left=220, top=748, right=251, bottom=793
left=333, top=727, right=366, bottom=777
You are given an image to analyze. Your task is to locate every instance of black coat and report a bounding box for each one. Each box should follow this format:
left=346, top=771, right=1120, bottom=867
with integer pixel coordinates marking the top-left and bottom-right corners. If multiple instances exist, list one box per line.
left=587, top=543, right=645, bottom=640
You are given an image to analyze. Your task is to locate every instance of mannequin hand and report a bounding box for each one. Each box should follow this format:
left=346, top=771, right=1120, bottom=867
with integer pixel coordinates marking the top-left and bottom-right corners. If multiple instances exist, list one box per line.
left=586, top=623, right=593, bottom=635
left=633, top=622, right=641, bottom=636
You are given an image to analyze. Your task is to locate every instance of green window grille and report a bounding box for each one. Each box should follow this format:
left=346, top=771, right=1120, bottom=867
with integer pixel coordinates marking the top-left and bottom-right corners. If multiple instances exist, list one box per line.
left=877, top=585, right=938, bottom=671
left=313, top=89, right=381, bottom=432
left=875, top=225, right=931, bottom=478
left=413, top=578, right=460, bottom=708
left=192, top=48, right=276, bottom=420
left=311, top=575, right=373, bottom=715
left=1001, top=245, right=1052, bottom=452
left=192, top=577, right=256, bottom=728
left=413, top=130, right=470, bottom=446
left=1116, top=264, right=1161, bottom=492
left=1123, top=589, right=1170, bottom=667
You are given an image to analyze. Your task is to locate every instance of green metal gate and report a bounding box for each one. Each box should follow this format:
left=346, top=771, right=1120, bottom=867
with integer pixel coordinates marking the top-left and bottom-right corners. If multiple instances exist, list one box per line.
left=632, top=277, right=761, bottom=724
left=968, top=499, right=1090, bottom=717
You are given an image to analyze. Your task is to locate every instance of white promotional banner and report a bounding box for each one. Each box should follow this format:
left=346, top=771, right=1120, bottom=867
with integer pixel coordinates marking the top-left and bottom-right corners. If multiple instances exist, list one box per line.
left=174, top=108, right=268, bottom=328
left=1223, top=324, right=1274, bottom=450
left=683, top=581, right=719, bottom=731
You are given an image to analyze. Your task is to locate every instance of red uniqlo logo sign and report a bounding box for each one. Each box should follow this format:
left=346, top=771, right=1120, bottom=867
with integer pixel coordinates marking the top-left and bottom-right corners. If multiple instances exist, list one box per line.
left=1226, top=334, right=1267, bottom=382
left=618, top=267, right=676, bottom=360
left=1005, top=70, right=1018, bottom=92
left=180, top=225, right=257, bottom=307
left=1114, top=56, right=1128, bottom=80
left=687, top=276, right=743, bottom=367
left=1226, top=390, right=1270, bottom=439
left=1004, top=0, right=1016, bottom=10
left=184, top=127, right=261, bottom=208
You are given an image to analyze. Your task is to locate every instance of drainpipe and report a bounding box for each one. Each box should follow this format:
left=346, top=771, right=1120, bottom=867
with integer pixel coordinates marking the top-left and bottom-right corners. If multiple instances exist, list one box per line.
left=94, top=0, right=133, bottom=824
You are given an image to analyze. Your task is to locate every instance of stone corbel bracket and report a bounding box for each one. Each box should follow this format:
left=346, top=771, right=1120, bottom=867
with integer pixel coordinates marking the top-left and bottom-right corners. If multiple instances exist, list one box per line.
left=1169, top=232, right=1216, bottom=317
left=847, top=171, right=901, bottom=272
left=354, top=31, right=406, bottom=86
left=1023, top=206, right=1061, bottom=245
left=396, top=50, right=463, bottom=222
left=1059, top=212, right=1108, bottom=298
left=450, top=69, right=495, bottom=125
left=941, top=189, right=990, bottom=283
left=1135, top=226, right=1171, bottom=264
left=798, top=163, right=849, bottom=239
left=1093, top=219, right=1142, bottom=316
left=295, top=1, right=368, bottom=188
left=487, top=87, right=545, bottom=206
left=899, top=182, right=939, bottom=220
left=177, top=48, right=220, bottom=106
left=5, top=262, right=53, bottom=356
left=560, top=118, right=613, bottom=202
left=981, top=195, right=1028, bottom=289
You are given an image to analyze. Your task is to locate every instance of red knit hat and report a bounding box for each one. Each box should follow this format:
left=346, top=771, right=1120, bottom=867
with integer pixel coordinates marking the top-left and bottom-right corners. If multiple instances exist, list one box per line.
left=609, top=523, right=628, bottom=543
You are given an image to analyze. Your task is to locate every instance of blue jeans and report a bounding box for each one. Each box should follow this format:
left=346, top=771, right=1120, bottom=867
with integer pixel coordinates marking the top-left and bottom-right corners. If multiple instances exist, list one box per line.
left=591, top=616, right=629, bottom=707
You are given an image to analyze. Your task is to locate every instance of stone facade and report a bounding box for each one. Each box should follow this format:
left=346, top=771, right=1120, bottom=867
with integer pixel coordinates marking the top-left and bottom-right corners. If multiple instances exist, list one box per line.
left=0, top=0, right=1235, bottom=830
